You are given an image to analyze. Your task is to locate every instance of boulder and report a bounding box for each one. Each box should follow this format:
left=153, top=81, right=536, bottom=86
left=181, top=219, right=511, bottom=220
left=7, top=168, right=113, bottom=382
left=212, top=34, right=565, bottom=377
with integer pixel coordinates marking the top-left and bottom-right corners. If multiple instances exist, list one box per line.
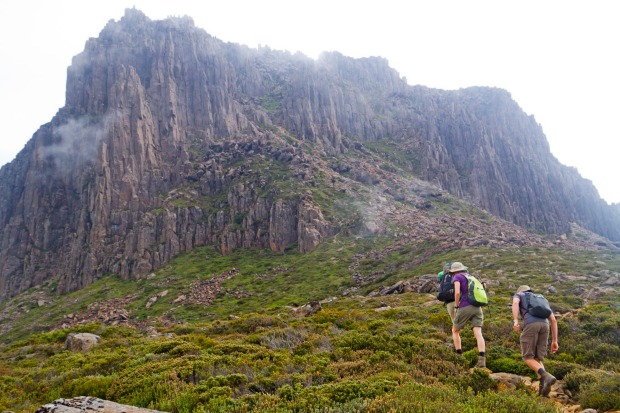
left=64, top=333, right=101, bottom=351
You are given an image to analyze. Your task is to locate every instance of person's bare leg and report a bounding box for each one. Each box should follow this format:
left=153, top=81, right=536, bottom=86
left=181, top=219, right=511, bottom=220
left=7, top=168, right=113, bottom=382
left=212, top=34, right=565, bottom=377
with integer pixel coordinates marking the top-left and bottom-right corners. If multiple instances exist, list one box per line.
left=524, top=358, right=545, bottom=377
left=452, top=326, right=461, bottom=352
left=473, top=326, right=485, bottom=352
left=473, top=326, right=486, bottom=367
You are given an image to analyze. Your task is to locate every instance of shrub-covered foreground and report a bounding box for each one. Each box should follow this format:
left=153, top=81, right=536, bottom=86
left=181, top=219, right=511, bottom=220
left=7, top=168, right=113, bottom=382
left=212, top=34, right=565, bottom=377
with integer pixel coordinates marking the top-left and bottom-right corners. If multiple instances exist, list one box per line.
left=1, top=290, right=619, bottom=412
left=1, top=243, right=619, bottom=412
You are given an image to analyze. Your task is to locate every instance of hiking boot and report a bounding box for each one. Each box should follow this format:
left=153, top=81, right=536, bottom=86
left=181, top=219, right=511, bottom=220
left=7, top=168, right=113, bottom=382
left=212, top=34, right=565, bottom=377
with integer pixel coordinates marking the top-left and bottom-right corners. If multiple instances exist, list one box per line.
left=475, top=356, right=486, bottom=368
left=537, top=378, right=545, bottom=396
left=540, top=372, right=556, bottom=397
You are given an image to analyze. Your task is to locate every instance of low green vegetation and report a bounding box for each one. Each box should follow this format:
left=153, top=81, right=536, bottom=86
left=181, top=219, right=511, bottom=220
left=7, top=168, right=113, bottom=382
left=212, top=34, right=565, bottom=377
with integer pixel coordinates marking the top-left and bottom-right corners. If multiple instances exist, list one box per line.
left=360, top=137, right=423, bottom=177
left=0, top=238, right=619, bottom=412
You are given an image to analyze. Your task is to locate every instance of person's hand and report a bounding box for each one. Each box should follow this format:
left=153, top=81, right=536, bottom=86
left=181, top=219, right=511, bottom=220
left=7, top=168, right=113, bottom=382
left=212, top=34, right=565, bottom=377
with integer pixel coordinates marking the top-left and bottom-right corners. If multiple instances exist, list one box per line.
left=512, top=323, right=520, bottom=333
left=551, top=341, right=559, bottom=353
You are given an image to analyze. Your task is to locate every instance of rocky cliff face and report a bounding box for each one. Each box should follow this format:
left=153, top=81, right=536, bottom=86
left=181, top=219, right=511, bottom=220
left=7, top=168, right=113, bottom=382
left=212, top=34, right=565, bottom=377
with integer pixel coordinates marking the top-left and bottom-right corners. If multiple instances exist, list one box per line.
left=0, top=9, right=618, bottom=301
left=408, top=86, right=619, bottom=237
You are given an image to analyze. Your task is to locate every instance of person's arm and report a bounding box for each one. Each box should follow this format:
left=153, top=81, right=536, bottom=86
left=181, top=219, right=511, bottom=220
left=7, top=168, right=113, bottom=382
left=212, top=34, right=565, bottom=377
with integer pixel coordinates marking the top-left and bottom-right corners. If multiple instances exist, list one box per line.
left=512, top=296, right=521, bottom=333
left=453, top=280, right=460, bottom=317
left=549, top=312, right=559, bottom=353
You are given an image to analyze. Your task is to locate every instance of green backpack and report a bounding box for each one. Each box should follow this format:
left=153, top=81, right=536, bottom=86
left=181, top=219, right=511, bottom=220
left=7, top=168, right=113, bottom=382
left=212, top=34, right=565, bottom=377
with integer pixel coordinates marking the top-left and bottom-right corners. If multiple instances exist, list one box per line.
left=464, top=274, right=488, bottom=307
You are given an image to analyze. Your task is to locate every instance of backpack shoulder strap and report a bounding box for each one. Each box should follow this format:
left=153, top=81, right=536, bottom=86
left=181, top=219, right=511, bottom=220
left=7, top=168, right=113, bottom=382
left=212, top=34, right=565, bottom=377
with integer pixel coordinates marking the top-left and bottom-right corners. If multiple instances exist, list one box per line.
left=519, top=292, right=530, bottom=311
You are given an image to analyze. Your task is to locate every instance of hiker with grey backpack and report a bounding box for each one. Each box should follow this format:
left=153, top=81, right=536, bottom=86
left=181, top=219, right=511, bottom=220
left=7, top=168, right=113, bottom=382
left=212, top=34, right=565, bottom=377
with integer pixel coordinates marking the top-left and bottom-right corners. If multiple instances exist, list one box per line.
left=512, top=285, right=559, bottom=397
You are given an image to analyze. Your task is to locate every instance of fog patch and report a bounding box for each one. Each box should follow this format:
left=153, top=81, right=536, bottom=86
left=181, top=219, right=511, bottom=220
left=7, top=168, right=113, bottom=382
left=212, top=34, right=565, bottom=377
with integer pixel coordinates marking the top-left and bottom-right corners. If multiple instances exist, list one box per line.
left=339, top=189, right=393, bottom=236
left=356, top=196, right=384, bottom=234
left=43, top=115, right=111, bottom=175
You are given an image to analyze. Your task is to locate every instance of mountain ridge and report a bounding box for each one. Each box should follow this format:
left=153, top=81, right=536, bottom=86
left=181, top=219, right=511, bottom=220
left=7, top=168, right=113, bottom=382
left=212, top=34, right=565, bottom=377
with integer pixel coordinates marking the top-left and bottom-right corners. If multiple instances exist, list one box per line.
left=0, top=8, right=618, bottom=302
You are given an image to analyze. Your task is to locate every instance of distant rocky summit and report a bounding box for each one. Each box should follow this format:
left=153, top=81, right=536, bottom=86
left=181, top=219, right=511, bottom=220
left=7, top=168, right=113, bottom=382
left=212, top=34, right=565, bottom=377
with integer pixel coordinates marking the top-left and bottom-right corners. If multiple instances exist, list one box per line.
left=1, top=8, right=619, bottom=302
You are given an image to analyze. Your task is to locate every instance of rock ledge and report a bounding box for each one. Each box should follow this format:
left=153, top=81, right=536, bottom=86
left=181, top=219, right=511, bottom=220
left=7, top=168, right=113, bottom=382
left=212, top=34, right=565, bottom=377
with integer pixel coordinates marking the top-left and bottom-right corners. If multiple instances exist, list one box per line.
left=35, top=396, right=166, bottom=413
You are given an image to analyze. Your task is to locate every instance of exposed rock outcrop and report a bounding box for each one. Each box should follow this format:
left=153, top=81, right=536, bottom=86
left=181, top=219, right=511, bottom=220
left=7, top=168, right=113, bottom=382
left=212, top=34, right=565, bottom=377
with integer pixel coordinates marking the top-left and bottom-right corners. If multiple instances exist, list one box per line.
left=35, top=396, right=165, bottom=413
left=291, top=300, right=322, bottom=317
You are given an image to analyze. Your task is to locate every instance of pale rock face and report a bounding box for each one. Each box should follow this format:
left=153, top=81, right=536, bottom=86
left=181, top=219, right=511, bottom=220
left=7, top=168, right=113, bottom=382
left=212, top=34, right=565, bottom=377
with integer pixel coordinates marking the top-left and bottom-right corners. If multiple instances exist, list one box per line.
left=35, top=396, right=166, bottom=413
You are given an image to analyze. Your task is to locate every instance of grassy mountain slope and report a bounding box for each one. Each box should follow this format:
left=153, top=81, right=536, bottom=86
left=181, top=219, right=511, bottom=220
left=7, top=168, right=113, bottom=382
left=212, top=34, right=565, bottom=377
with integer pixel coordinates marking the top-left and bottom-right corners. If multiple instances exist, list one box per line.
left=1, top=220, right=619, bottom=412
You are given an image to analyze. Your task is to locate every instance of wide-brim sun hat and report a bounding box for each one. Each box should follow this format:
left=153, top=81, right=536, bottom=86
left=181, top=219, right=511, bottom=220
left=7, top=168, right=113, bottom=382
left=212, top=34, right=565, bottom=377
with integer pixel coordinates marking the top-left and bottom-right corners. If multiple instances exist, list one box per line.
left=449, top=262, right=467, bottom=272
left=517, top=285, right=532, bottom=293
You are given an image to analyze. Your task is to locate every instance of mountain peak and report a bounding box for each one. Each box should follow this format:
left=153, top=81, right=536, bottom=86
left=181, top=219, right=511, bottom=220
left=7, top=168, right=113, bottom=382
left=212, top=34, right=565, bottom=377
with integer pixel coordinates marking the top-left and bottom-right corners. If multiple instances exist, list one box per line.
left=0, top=10, right=618, bottom=302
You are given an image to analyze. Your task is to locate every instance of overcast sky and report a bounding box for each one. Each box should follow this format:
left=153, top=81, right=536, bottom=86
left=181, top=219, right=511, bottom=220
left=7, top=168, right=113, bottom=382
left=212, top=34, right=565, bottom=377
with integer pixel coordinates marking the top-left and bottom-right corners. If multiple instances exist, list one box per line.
left=1, top=1, right=618, bottom=203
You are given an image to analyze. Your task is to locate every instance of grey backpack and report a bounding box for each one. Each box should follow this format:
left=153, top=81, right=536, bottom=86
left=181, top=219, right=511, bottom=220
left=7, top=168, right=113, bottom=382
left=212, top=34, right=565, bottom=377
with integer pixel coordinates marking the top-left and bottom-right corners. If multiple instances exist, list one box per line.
left=523, top=292, right=552, bottom=318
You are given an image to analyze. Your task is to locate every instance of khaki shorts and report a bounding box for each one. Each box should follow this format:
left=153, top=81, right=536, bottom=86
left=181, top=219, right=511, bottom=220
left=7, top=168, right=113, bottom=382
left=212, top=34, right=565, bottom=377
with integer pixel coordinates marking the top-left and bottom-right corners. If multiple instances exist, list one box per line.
left=520, top=321, right=549, bottom=361
left=446, top=301, right=456, bottom=321
left=453, top=305, right=484, bottom=330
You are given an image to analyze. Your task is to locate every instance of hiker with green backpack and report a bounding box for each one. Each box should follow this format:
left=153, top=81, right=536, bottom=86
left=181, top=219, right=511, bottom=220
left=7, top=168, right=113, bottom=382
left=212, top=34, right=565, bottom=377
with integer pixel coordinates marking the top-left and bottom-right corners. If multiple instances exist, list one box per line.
left=449, top=262, right=488, bottom=368
left=512, top=285, right=559, bottom=397
left=437, top=262, right=472, bottom=322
